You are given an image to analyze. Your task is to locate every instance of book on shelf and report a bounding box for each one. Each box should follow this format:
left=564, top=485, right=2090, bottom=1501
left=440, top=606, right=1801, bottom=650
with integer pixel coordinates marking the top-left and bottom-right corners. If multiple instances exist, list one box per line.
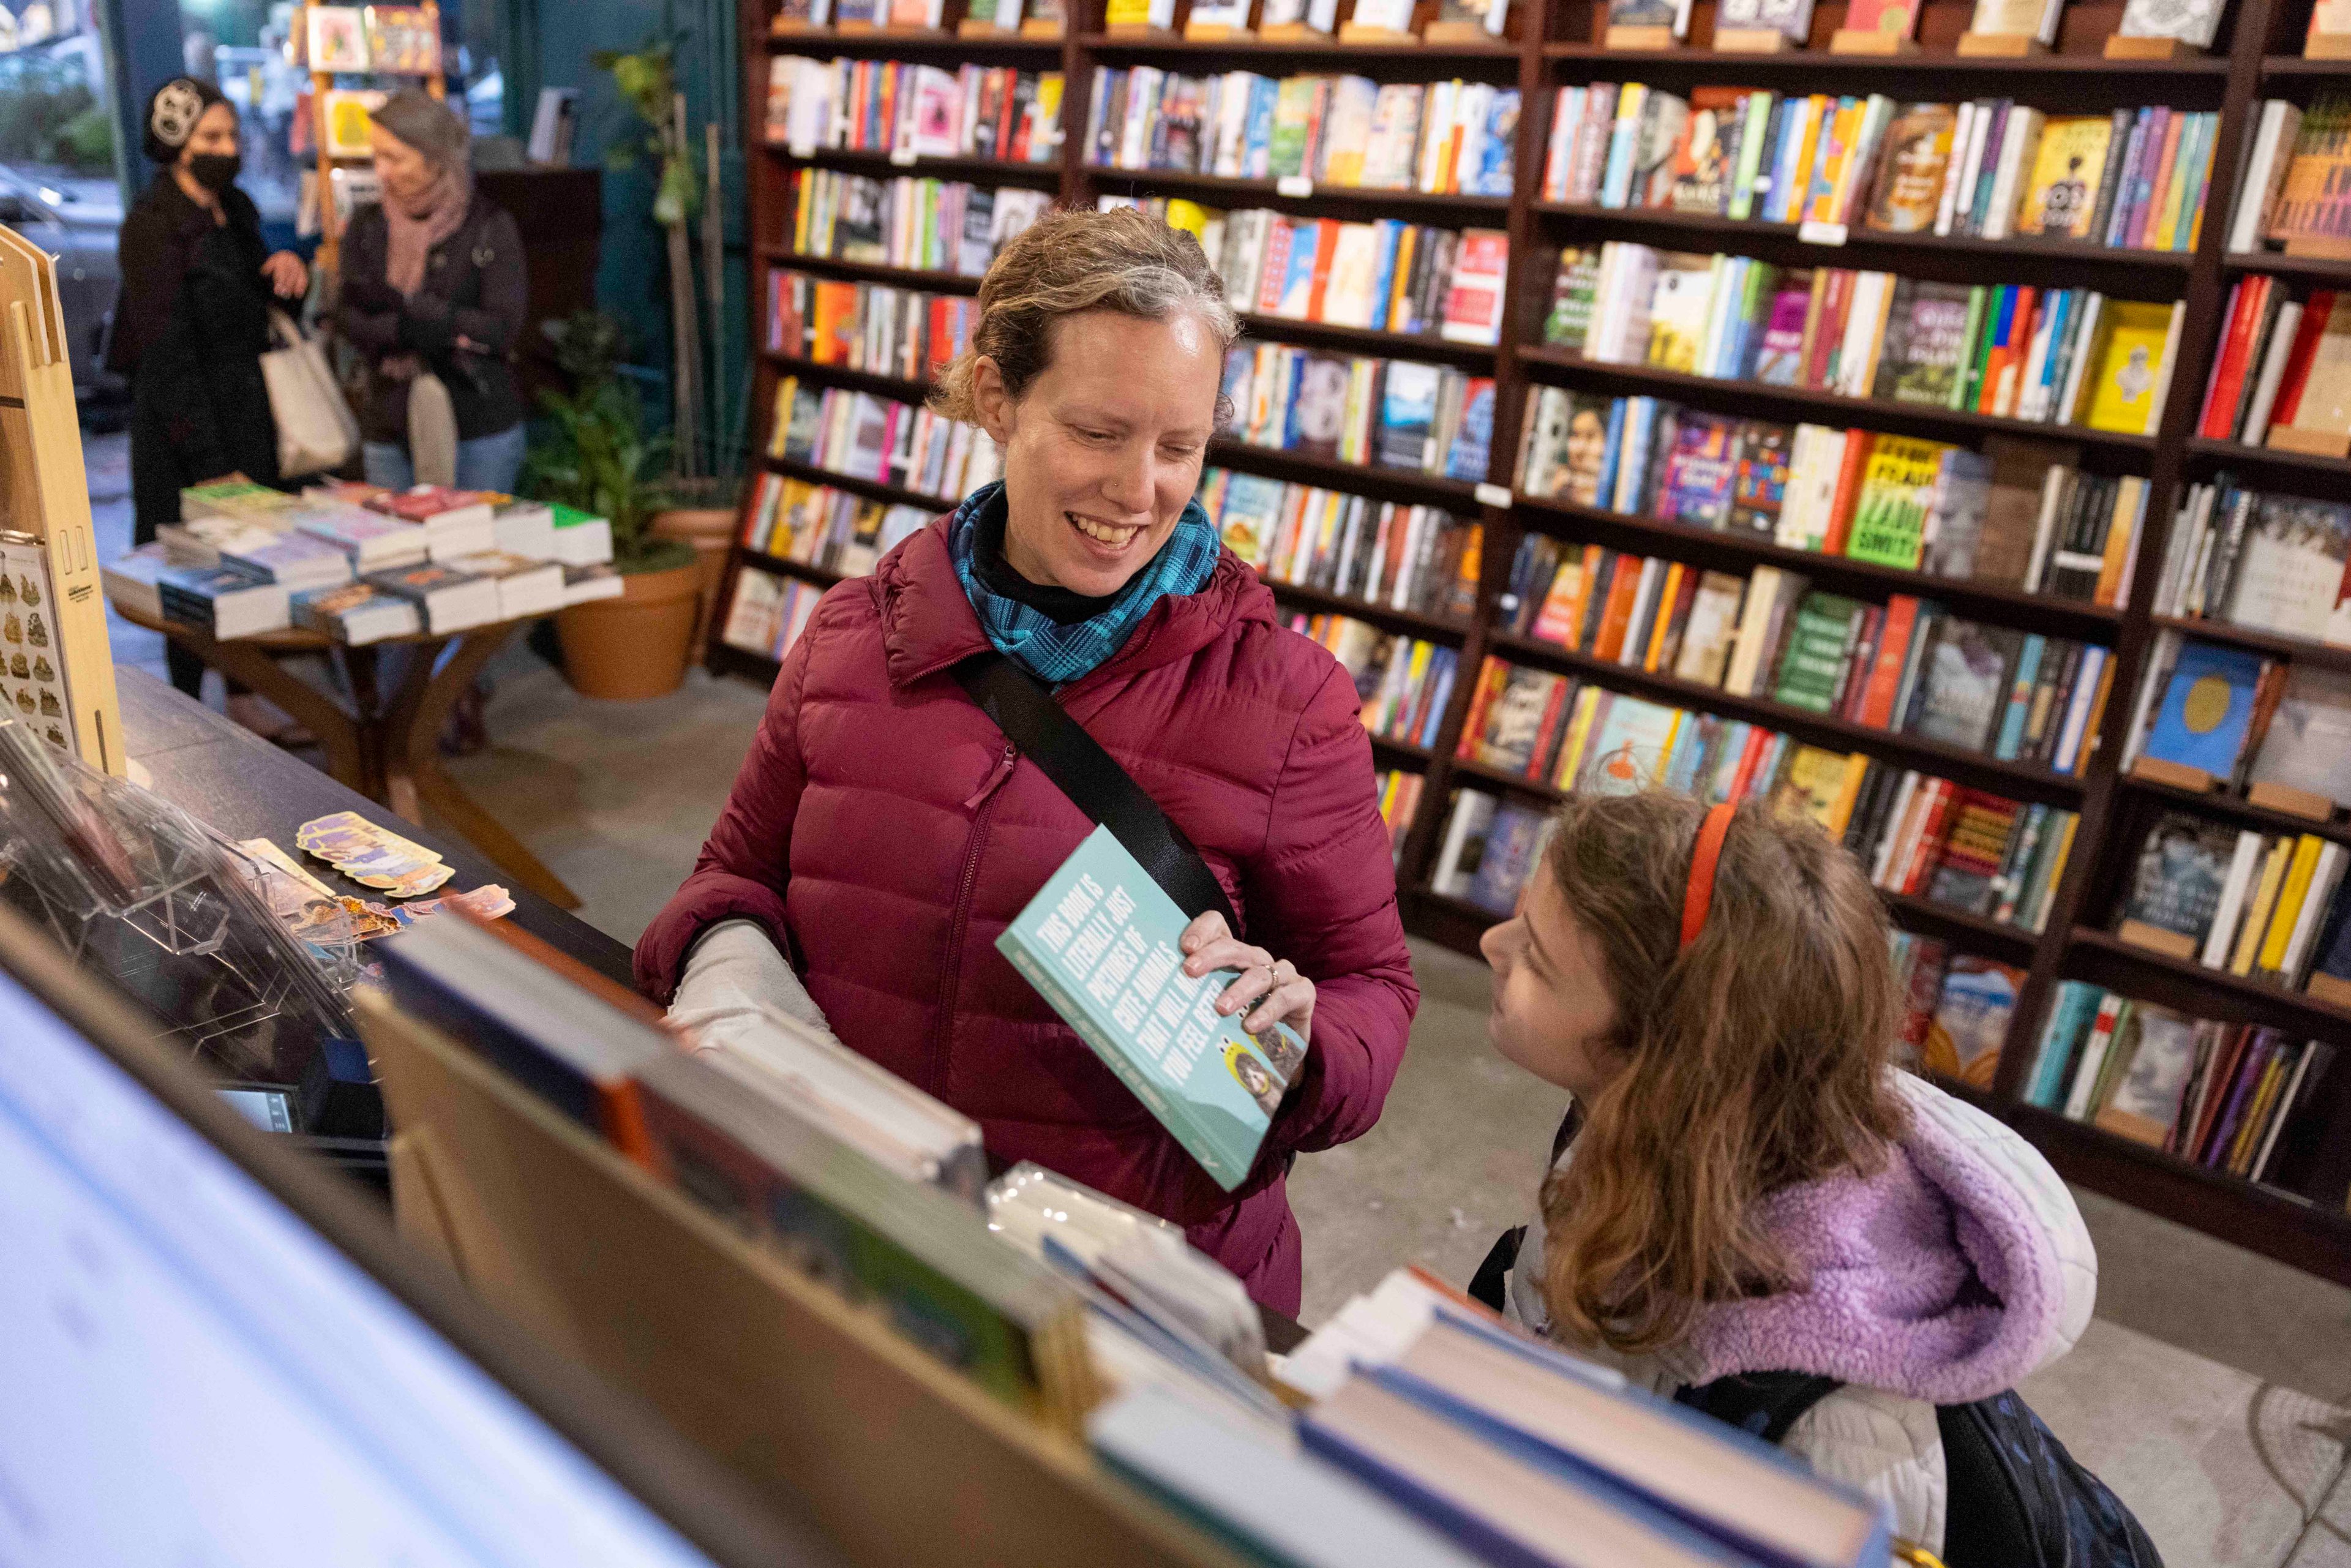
left=1373, top=769, right=1424, bottom=864
left=766, top=267, right=974, bottom=380
left=997, top=826, right=1306, bottom=1191
left=2229, top=101, right=2306, bottom=255
left=1220, top=343, right=1493, bottom=482
left=1198, top=468, right=1481, bottom=622
left=765, top=374, right=999, bottom=503
left=1915, top=955, right=2022, bottom=1090
left=2155, top=478, right=2351, bottom=645
left=786, top=167, right=1052, bottom=278
left=2118, top=0, right=2222, bottom=47
left=1968, top=0, right=2061, bottom=42
left=1717, top=0, right=1813, bottom=43
left=2114, top=812, right=2351, bottom=991
left=765, top=57, right=1065, bottom=165
left=2265, top=93, right=2351, bottom=252
left=1082, top=69, right=1518, bottom=198
left=1607, top=0, right=1693, bottom=39
left=2028, top=981, right=2334, bottom=1190
left=720, top=568, right=830, bottom=665
left=1540, top=88, right=2216, bottom=254
left=362, top=3, right=440, bottom=70
left=2118, top=632, right=2278, bottom=789
left=1289, top=613, right=1460, bottom=754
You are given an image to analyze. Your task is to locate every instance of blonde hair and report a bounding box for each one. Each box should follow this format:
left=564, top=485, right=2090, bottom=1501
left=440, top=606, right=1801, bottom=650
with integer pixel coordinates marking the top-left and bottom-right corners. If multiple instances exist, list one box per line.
left=931, top=206, right=1240, bottom=424
left=1537, top=792, right=1907, bottom=1356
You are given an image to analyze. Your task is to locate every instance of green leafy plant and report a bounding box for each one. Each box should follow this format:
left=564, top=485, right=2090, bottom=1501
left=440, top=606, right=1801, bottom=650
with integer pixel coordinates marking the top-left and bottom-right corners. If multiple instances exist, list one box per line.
left=522, top=310, right=695, bottom=576
left=591, top=36, right=697, bottom=228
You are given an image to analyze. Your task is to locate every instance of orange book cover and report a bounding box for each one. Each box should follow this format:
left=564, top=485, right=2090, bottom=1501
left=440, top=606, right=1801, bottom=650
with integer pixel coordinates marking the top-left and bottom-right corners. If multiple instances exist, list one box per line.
left=1820, top=431, right=1876, bottom=557
left=1456, top=656, right=1508, bottom=759
left=1857, top=595, right=1922, bottom=729
left=1723, top=725, right=1773, bottom=803
left=1899, top=780, right=1957, bottom=895
left=1643, top=562, right=1687, bottom=672
left=1590, top=557, right=1645, bottom=662
left=1304, top=219, right=1344, bottom=322
left=1527, top=675, right=1575, bottom=780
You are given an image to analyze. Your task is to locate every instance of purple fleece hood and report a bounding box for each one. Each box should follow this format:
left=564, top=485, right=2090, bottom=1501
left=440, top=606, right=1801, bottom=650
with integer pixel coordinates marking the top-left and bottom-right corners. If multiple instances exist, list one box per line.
left=1677, top=1076, right=2097, bottom=1406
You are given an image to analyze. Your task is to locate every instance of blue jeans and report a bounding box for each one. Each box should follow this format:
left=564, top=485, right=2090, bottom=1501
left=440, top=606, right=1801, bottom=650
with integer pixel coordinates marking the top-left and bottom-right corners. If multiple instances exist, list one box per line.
left=362, top=423, right=528, bottom=494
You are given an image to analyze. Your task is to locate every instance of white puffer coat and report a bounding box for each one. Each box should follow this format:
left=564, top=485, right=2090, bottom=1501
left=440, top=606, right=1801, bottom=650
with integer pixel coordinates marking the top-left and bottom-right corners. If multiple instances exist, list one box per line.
left=1504, top=1073, right=2099, bottom=1556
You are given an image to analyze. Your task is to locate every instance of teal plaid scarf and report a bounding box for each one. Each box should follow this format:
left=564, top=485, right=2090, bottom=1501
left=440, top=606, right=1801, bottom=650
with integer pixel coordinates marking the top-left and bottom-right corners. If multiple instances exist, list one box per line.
left=949, top=482, right=1220, bottom=685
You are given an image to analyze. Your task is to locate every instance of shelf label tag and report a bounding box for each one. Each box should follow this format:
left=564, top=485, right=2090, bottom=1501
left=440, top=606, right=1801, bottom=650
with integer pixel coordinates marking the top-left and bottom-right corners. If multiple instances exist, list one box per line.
left=1276, top=176, right=1314, bottom=198
left=1474, top=482, right=1513, bottom=509
left=890, top=148, right=920, bottom=167
left=1798, top=221, right=1848, bottom=247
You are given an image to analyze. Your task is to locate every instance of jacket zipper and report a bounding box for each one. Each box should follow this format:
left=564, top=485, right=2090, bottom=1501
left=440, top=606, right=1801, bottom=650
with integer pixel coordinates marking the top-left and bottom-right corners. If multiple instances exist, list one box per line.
left=929, top=741, right=1017, bottom=1096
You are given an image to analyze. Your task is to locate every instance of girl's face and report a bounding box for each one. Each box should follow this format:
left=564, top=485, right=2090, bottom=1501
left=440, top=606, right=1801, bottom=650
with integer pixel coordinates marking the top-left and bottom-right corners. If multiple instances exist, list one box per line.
left=974, top=308, right=1220, bottom=599
left=1479, top=861, right=1627, bottom=1102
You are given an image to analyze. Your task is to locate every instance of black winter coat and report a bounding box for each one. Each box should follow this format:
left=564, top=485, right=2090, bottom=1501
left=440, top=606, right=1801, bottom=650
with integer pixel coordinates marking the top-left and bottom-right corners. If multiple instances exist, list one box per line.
left=113, top=174, right=280, bottom=528
left=335, top=195, right=527, bottom=445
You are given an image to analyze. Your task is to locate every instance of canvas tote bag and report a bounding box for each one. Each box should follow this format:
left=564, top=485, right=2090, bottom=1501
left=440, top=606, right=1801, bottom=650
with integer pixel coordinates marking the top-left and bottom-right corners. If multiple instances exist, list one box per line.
left=261, top=309, right=361, bottom=477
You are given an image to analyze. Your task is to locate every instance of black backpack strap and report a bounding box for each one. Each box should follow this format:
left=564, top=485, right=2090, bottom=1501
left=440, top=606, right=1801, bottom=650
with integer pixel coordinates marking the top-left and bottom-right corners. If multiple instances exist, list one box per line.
left=953, top=652, right=1241, bottom=935
left=1675, top=1370, right=1845, bottom=1447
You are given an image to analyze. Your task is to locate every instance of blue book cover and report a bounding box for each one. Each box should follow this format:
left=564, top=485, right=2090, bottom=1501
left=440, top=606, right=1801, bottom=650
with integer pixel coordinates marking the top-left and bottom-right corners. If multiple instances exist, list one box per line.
left=1474, top=89, right=1520, bottom=197
left=1367, top=220, right=1402, bottom=332
left=2027, top=980, right=2104, bottom=1109
left=999, top=826, right=1305, bottom=1191
left=2145, top=642, right=2265, bottom=779
left=1243, top=77, right=1279, bottom=179
left=1994, top=634, right=2045, bottom=760
left=1594, top=398, right=1629, bottom=508
left=1444, top=380, right=1496, bottom=481
left=1275, top=224, right=1323, bottom=318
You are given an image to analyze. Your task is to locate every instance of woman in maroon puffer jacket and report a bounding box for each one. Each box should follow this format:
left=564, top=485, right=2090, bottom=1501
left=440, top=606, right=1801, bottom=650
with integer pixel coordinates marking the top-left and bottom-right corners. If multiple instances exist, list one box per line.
left=636, top=209, right=1418, bottom=1313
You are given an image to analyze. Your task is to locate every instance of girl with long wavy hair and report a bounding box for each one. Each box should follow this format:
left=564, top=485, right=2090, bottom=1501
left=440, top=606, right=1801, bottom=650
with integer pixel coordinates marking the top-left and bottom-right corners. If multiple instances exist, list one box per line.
left=1475, top=792, right=2102, bottom=1558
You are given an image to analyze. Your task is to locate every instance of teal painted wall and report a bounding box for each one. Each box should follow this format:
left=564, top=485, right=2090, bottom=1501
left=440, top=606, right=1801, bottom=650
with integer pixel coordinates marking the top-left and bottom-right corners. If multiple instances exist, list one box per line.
left=506, top=0, right=749, bottom=471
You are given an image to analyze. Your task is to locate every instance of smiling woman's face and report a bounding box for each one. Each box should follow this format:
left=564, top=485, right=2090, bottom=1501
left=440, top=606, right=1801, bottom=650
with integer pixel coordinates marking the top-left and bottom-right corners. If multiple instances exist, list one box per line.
left=973, top=307, right=1224, bottom=599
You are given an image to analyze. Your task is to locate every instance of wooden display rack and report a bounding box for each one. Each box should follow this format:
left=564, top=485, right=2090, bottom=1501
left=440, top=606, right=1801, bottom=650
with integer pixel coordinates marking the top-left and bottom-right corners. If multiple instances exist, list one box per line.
left=721, top=0, right=2351, bottom=1292
left=294, top=0, right=446, bottom=276
left=2104, top=33, right=2199, bottom=57
left=1712, top=26, right=1794, bottom=50
left=0, top=227, right=121, bottom=775
left=362, top=991, right=1248, bottom=1568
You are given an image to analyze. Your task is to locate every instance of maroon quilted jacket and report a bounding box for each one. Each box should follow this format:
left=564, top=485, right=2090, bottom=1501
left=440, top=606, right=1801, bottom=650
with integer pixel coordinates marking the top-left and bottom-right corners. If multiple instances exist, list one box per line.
left=636, top=517, right=1419, bottom=1312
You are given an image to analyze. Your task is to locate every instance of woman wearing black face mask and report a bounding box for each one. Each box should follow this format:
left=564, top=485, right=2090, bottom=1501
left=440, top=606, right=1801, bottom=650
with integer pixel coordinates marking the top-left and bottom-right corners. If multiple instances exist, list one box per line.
left=109, top=77, right=309, bottom=702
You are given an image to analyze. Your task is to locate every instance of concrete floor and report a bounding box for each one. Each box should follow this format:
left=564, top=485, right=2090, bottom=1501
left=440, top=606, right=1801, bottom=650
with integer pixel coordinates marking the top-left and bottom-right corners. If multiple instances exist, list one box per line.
left=88, top=428, right=2351, bottom=1566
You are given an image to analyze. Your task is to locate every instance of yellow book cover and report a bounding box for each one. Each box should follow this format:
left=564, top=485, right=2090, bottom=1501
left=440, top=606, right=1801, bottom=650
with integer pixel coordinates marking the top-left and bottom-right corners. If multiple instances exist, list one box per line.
left=2082, top=302, right=2175, bottom=435
left=2229, top=1055, right=2290, bottom=1174
left=767, top=377, right=798, bottom=457
left=323, top=89, right=386, bottom=159
left=2232, top=838, right=2293, bottom=975
left=1809, top=102, right=1864, bottom=225
left=1104, top=0, right=1154, bottom=25
left=1643, top=562, right=1685, bottom=671
left=1035, top=73, right=1064, bottom=137
left=1785, top=98, right=1831, bottom=222
left=1826, top=752, right=1872, bottom=836
left=1843, top=434, right=1948, bottom=569
left=2259, top=835, right=2325, bottom=974
left=1553, top=686, right=1605, bottom=790
left=1771, top=745, right=1854, bottom=830
left=1162, top=199, right=1213, bottom=240
left=2020, top=117, right=2115, bottom=239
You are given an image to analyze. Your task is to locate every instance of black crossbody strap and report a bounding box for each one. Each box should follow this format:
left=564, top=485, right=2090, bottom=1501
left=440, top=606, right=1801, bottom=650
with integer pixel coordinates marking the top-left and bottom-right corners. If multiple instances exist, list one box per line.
left=954, top=652, right=1240, bottom=934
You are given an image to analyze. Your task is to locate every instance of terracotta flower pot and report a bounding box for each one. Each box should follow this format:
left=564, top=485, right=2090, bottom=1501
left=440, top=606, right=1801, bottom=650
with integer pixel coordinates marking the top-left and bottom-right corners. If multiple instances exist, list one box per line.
left=555, top=561, right=702, bottom=701
left=651, top=506, right=738, bottom=661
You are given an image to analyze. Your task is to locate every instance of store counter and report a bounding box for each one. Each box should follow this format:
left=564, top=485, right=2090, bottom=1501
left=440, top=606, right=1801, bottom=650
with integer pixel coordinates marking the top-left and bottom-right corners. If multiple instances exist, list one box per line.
left=119, top=667, right=632, bottom=987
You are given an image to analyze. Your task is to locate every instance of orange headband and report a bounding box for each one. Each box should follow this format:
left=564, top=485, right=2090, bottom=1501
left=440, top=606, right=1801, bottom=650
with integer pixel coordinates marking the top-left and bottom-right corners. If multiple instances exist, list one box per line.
left=1680, top=803, right=1734, bottom=951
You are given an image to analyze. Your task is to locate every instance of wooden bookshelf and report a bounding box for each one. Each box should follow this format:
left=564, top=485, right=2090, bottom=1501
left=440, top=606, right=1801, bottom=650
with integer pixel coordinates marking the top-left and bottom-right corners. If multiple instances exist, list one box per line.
left=722, top=0, right=2351, bottom=1285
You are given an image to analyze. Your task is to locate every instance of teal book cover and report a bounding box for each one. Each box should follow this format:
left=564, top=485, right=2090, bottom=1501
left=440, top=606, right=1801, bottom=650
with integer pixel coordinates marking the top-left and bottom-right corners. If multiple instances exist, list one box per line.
left=999, top=827, right=1304, bottom=1191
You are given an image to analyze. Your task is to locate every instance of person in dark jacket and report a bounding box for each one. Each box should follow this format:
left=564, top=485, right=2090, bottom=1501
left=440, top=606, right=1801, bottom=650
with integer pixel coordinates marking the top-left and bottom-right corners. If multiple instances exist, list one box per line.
left=109, top=77, right=308, bottom=698
left=334, top=89, right=527, bottom=493
left=636, top=209, right=1420, bottom=1315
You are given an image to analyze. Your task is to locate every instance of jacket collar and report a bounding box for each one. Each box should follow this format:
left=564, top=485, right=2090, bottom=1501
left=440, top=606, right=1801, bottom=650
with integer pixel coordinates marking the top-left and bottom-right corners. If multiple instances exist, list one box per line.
left=878, top=513, right=1274, bottom=693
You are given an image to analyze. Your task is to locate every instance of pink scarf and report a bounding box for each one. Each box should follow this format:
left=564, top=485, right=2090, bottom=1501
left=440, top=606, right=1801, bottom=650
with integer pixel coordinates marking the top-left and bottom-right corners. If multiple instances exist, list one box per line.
left=384, top=162, right=471, bottom=298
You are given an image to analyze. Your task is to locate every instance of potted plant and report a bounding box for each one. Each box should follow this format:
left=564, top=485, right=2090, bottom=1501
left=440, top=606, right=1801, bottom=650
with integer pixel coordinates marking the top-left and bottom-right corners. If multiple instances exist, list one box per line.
left=524, top=310, right=703, bottom=701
